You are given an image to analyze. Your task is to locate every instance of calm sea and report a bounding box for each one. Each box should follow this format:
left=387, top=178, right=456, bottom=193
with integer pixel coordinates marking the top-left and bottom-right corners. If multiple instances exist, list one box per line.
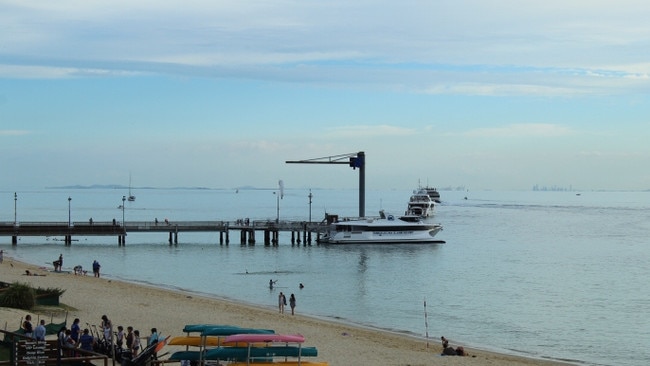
left=1, top=188, right=649, bottom=366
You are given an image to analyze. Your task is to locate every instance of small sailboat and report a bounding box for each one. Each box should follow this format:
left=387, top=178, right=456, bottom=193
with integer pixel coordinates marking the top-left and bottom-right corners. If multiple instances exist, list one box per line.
left=128, top=173, right=136, bottom=201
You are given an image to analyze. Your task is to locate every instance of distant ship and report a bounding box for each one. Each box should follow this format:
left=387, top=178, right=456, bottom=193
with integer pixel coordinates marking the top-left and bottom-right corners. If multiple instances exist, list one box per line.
left=127, top=173, right=135, bottom=201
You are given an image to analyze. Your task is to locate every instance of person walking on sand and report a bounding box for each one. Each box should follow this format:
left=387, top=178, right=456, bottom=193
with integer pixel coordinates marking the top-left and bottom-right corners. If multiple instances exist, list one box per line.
left=278, top=292, right=286, bottom=313
left=289, top=293, right=296, bottom=315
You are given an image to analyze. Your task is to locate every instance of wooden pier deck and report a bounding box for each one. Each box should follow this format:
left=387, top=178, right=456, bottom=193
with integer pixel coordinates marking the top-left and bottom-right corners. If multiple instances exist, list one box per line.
left=0, top=220, right=328, bottom=246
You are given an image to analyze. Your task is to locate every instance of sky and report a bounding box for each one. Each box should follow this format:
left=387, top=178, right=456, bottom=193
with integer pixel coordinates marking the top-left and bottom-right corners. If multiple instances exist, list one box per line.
left=1, top=0, right=650, bottom=192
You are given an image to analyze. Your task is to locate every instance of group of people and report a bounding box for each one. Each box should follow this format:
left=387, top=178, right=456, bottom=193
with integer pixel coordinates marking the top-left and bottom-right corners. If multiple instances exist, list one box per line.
left=440, top=336, right=467, bottom=356
left=270, top=279, right=303, bottom=315
left=52, top=255, right=101, bottom=277
left=278, top=292, right=297, bottom=315
left=22, top=313, right=159, bottom=359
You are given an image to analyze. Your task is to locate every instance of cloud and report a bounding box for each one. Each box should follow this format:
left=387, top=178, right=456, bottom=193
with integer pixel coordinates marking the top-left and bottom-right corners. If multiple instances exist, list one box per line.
left=463, top=123, right=574, bottom=138
left=0, top=64, right=144, bottom=79
left=325, top=125, right=416, bottom=138
left=0, top=130, right=31, bottom=136
left=2, top=1, right=650, bottom=96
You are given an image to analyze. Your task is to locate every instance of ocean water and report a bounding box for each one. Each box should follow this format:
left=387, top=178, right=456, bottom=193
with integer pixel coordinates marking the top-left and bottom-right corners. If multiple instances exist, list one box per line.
left=1, top=188, right=649, bottom=366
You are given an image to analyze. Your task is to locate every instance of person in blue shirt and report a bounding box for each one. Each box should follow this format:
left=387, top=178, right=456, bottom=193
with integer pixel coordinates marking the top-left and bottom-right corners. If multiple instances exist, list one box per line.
left=148, top=328, right=159, bottom=346
left=70, top=318, right=81, bottom=343
left=79, top=329, right=95, bottom=351
left=93, top=260, right=101, bottom=278
left=33, top=319, right=47, bottom=341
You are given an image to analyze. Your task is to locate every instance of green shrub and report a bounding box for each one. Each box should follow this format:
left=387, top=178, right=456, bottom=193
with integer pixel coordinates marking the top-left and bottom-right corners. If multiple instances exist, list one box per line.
left=0, top=282, right=35, bottom=310
left=35, top=287, right=66, bottom=297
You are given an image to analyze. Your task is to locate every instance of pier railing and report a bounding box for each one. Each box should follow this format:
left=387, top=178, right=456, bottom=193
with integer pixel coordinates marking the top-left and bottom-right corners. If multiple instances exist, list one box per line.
left=0, top=220, right=329, bottom=246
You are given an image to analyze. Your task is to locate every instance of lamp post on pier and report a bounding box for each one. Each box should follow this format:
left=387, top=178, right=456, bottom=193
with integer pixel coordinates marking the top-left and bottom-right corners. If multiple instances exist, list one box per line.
left=274, top=192, right=280, bottom=223
left=67, top=197, right=72, bottom=227
left=14, top=192, right=17, bottom=226
left=308, top=190, right=313, bottom=223
left=122, top=196, right=126, bottom=226
left=275, top=180, right=284, bottom=223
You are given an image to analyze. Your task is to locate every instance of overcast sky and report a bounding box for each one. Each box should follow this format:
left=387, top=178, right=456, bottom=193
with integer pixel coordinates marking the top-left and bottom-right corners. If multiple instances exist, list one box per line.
left=1, top=0, right=649, bottom=192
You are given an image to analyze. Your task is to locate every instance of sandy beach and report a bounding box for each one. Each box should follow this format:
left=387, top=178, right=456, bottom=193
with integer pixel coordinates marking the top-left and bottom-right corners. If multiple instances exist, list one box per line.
left=0, top=257, right=570, bottom=366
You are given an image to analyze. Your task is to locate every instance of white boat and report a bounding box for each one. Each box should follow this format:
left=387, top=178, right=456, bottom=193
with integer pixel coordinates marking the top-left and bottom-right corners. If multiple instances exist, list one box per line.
left=404, top=189, right=436, bottom=218
left=319, top=210, right=443, bottom=244
left=420, top=186, right=441, bottom=203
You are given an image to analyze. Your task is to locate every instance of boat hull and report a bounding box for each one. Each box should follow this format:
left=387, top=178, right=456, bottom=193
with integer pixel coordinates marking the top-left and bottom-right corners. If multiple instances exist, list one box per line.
left=205, top=346, right=318, bottom=360
left=320, top=214, right=443, bottom=244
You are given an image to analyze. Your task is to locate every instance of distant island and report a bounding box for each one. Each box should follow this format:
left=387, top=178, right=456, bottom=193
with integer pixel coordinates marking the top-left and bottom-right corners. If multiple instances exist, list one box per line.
left=44, top=185, right=314, bottom=191
left=47, top=184, right=224, bottom=190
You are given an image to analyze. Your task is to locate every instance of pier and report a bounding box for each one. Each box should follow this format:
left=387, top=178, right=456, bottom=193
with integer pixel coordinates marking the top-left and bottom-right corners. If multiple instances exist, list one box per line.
left=0, top=220, right=328, bottom=246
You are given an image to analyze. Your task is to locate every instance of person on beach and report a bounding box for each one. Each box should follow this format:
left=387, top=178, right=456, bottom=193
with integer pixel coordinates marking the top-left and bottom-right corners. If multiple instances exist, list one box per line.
left=278, top=292, right=286, bottom=313
left=34, top=319, right=47, bottom=341
left=132, top=330, right=141, bottom=356
left=148, top=328, right=159, bottom=346
left=289, top=293, right=296, bottom=315
left=53, top=254, right=63, bottom=271
left=57, top=326, right=67, bottom=351
left=440, top=336, right=467, bottom=356
left=0, top=249, right=4, bottom=263
left=79, top=329, right=95, bottom=351
left=93, top=260, right=101, bottom=278
left=100, top=315, right=112, bottom=342
left=116, top=325, right=125, bottom=349
left=22, top=315, right=33, bottom=338
left=125, top=326, right=134, bottom=352
left=71, top=318, right=81, bottom=344
left=149, top=328, right=160, bottom=359
left=62, top=329, right=76, bottom=356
